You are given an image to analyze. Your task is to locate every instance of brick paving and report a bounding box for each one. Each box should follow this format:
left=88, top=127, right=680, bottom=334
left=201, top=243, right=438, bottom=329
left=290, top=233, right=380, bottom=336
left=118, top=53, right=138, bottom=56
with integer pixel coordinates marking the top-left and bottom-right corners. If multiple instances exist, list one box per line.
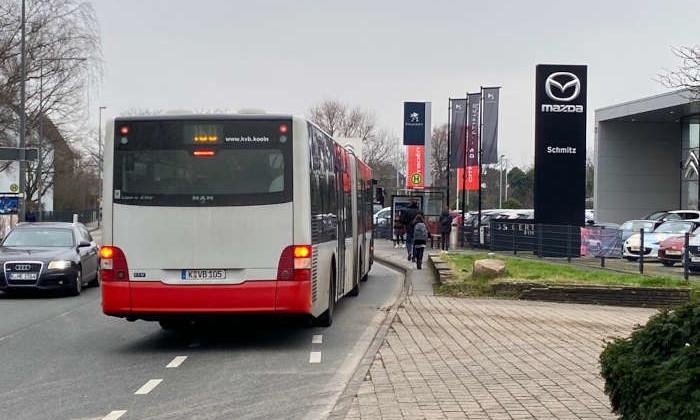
left=344, top=243, right=656, bottom=419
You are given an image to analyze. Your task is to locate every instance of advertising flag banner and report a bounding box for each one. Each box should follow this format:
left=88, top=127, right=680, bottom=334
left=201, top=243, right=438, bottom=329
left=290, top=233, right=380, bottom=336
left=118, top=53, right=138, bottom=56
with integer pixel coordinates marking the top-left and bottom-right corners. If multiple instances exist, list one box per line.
left=449, top=99, right=467, bottom=167
left=464, top=93, right=481, bottom=191
left=406, top=145, right=425, bottom=188
left=481, top=87, right=500, bottom=164
left=403, top=102, right=426, bottom=145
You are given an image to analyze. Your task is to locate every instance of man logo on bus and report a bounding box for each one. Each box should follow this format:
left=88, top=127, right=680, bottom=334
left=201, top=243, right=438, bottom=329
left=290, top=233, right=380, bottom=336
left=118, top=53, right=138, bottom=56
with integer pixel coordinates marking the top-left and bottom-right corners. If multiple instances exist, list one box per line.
left=409, top=112, right=420, bottom=123
left=411, top=173, right=422, bottom=185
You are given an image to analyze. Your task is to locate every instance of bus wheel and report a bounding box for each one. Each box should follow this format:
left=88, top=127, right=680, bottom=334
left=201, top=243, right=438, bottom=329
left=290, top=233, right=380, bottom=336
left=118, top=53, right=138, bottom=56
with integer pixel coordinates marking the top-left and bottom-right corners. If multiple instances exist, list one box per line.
left=360, top=253, right=368, bottom=282
left=314, top=267, right=335, bottom=327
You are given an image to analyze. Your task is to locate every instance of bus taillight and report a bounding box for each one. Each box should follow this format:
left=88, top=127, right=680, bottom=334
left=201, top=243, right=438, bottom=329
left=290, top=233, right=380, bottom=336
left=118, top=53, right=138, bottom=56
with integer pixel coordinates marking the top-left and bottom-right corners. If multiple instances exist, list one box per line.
left=193, top=150, right=216, bottom=157
left=277, top=245, right=312, bottom=282
left=99, top=246, right=130, bottom=282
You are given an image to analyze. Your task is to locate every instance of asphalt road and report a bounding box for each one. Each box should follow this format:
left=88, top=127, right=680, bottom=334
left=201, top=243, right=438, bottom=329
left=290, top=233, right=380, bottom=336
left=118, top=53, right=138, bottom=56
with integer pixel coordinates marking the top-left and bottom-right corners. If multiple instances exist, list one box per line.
left=0, top=263, right=402, bottom=420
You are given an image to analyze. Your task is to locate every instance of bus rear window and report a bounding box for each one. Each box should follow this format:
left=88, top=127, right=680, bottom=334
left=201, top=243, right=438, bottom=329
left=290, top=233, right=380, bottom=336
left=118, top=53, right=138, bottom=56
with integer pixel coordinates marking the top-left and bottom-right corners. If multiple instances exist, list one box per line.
left=113, top=119, right=292, bottom=206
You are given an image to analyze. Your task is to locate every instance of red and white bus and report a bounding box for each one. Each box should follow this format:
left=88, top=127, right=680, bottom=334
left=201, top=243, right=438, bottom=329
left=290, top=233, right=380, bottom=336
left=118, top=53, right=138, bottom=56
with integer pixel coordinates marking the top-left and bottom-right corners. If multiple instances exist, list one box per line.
left=100, top=114, right=373, bottom=328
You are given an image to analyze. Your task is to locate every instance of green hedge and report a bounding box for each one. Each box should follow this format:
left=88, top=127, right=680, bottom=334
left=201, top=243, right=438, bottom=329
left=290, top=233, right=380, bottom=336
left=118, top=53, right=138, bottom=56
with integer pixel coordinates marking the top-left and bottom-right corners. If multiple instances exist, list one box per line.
left=600, top=303, right=700, bottom=419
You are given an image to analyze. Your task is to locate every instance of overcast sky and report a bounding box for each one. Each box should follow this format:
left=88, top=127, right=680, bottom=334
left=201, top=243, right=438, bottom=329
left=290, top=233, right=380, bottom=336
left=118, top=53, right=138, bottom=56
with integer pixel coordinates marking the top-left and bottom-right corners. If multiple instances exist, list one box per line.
left=90, top=0, right=700, bottom=167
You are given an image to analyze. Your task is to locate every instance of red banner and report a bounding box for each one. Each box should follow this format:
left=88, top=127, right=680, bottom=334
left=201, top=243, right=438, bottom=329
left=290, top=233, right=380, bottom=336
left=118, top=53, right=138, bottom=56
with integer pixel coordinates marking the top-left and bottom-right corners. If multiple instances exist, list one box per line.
left=406, top=145, right=424, bottom=188
left=457, top=166, right=479, bottom=191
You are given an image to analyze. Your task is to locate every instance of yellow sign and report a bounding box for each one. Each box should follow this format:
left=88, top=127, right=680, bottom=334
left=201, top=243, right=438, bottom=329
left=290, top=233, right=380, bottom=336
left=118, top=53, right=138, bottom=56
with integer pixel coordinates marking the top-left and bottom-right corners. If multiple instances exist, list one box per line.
left=9, top=183, right=18, bottom=193
left=411, top=172, right=422, bottom=185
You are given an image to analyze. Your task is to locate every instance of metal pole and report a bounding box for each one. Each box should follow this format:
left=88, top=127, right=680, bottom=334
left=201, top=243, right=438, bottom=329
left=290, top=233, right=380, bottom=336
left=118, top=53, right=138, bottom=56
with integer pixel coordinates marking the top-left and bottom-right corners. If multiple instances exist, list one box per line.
left=98, top=106, right=106, bottom=227
left=639, top=228, right=644, bottom=274
left=460, top=95, right=468, bottom=247
left=504, top=158, right=508, bottom=201
left=477, top=88, right=483, bottom=237
left=37, top=61, right=43, bottom=221
left=684, top=232, right=690, bottom=281
left=499, top=155, right=503, bottom=208
left=18, top=0, right=27, bottom=222
left=446, top=98, right=451, bottom=210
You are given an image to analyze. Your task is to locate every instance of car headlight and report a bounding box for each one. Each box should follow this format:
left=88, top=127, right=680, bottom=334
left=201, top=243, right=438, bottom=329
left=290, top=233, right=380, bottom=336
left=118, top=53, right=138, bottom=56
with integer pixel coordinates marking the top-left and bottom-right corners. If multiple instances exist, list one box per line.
left=48, top=260, right=72, bottom=270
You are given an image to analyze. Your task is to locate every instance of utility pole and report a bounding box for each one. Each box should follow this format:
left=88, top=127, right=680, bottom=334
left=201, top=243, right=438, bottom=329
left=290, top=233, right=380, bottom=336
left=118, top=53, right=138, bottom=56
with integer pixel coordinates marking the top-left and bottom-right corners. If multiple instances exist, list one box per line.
left=18, top=0, right=26, bottom=222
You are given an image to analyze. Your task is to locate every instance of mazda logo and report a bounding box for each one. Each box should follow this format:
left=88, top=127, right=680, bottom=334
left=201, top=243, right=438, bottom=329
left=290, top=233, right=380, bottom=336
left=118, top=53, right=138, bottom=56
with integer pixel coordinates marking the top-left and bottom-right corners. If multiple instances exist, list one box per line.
left=14, top=264, right=32, bottom=271
left=545, top=72, right=581, bottom=102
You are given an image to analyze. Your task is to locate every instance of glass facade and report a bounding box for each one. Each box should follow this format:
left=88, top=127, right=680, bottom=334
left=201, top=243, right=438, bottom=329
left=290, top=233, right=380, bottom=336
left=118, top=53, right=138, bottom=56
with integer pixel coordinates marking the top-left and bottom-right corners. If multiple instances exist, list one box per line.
left=681, top=116, right=700, bottom=209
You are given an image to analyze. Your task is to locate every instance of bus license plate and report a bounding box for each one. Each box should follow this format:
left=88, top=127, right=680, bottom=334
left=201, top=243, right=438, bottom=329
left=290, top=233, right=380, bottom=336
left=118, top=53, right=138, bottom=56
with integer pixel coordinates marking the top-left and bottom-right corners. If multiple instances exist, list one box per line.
left=181, top=270, right=226, bottom=280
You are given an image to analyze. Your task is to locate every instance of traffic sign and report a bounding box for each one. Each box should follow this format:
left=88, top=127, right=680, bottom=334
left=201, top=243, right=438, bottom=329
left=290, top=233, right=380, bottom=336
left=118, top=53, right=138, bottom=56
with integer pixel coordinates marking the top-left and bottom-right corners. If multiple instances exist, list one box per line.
left=411, top=172, right=422, bottom=185
left=0, top=147, right=38, bottom=161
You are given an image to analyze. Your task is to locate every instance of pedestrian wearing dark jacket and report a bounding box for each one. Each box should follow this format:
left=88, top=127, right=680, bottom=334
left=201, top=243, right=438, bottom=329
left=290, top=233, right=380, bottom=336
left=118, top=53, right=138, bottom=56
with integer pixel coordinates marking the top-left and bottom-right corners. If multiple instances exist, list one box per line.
left=438, top=208, right=453, bottom=251
left=401, top=200, right=419, bottom=260
left=412, top=214, right=429, bottom=269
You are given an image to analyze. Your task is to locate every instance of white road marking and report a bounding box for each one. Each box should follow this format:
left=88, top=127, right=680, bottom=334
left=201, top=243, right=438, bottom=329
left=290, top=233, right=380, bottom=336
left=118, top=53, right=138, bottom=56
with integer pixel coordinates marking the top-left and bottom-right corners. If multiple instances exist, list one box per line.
left=309, top=351, right=322, bottom=364
left=312, top=334, right=323, bottom=344
left=166, top=355, right=187, bottom=368
left=134, top=379, right=163, bottom=395
left=102, top=410, right=127, bottom=420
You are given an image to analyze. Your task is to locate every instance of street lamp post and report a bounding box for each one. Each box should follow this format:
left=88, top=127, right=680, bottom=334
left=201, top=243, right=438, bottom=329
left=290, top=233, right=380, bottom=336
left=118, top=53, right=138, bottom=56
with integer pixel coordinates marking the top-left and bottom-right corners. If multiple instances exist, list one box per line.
left=18, top=0, right=27, bottom=222
left=36, top=57, right=87, bottom=221
left=97, top=106, right=107, bottom=227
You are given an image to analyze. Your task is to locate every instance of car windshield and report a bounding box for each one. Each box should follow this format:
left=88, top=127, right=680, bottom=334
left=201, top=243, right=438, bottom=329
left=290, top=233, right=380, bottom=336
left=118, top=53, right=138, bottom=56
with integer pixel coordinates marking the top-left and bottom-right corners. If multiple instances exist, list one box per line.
left=2, top=228, right=74, bottom=247
left=654, top=222, right=693, bottom=234
left=621, top=221, right=655, bottom=232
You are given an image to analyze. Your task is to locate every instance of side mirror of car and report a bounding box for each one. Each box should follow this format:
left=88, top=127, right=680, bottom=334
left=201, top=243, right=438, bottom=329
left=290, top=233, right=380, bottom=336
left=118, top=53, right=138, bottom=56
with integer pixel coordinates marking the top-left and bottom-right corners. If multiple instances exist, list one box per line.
left=78, top=240, right=91, bottom=248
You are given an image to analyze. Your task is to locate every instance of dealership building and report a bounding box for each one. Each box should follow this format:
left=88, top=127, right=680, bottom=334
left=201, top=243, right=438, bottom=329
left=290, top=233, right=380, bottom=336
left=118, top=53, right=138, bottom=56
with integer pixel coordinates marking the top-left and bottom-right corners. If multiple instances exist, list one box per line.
left=594, top=89, right=700, bottom=223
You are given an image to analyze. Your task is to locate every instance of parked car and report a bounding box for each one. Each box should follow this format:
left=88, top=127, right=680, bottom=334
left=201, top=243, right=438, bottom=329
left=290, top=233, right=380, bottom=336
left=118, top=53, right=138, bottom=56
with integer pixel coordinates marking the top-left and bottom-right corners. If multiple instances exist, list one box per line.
left=0, top=222, right=99, bottom=296
left=685, top=236, right=700, bottom=272
left=623, top=220, right=699, bottom=261
left=658, top=234, right=693, bottom=267
left=643, top=209, right=700, bottom=222
left=619, top=219, right=662, bottom=243
left=373, top=206, right=391, bottom=225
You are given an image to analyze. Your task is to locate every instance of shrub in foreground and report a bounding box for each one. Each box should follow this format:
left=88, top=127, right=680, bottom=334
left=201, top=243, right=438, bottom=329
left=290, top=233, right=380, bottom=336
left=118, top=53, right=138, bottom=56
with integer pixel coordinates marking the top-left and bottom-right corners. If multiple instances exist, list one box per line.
left=599, top=303, right=700, bottom=419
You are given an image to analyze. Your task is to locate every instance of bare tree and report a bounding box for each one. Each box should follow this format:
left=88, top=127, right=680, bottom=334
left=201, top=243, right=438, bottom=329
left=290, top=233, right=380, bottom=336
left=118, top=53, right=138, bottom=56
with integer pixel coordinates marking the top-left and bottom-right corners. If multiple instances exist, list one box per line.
left=430, top=124, right=449, bottom=188
left=308, top=99, right=377, bottom=141
left=658, top=46, right=700, bottom=98
left=0, top=0, right=101, bottom=209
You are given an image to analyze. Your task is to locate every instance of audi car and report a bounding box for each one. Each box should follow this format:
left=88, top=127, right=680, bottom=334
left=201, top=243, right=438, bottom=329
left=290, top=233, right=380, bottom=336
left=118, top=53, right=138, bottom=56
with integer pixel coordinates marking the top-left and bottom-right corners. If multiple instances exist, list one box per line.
left=0, top=222, right=99, bottom=296
left=623, top=220, right=699, bottom=261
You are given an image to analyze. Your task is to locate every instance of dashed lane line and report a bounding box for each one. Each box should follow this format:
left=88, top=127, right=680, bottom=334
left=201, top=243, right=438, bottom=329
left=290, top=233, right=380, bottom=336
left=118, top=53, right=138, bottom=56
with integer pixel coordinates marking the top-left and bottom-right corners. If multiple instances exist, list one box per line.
left=309, top=351, right=322, bottom=364
left=312, top=334, right=323, bottom=344
left=166, top=355, right=188, bottom=368
left=102, top=410, right=127, bottom=420
left=134, top=379, right=163, bottom=395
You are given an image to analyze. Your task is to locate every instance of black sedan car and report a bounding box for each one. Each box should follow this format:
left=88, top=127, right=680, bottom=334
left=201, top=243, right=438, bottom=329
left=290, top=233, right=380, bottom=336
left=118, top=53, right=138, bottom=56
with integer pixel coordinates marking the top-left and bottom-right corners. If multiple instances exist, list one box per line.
left=0, top=222, right=99, bottom=296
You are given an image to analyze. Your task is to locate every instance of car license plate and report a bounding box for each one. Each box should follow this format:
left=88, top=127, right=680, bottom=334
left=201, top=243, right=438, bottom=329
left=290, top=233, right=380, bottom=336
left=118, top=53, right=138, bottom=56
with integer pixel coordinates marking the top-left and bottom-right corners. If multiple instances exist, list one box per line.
left=9, top=272, right=37, bottom=280
left=181, top=269, right=226, bottom=280
left=666, top=250, right=682, bottom=256
left=692, top=257, right=700, bottom=263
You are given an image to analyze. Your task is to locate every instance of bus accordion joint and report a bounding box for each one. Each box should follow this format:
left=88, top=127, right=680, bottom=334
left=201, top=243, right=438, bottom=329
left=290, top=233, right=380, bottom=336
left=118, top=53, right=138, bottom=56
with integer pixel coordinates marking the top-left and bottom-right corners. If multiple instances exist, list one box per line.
left=193, top=149, right=216, bottom=157
left=277, top=245, right=312, bottom=282
left=99, top=245, right=130, bottom=282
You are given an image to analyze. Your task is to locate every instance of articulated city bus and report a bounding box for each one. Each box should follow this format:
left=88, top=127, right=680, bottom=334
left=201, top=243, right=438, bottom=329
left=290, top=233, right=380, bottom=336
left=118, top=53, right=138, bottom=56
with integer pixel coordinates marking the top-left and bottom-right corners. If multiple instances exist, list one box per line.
left=100, top=114, right=373, bottom=328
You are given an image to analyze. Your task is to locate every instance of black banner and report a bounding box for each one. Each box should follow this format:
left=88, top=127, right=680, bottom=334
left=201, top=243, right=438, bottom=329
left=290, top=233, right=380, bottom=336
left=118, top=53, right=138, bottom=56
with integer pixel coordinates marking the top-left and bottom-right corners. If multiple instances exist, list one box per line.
left=466, top=93, right=480, bottom=168
left=449, top=99, right=467, bottom=167
left=481, top=87, right=499, bottom=164
left=534, top=64, right=587, bottom=243
left=403, top=102, right=426, bottom=145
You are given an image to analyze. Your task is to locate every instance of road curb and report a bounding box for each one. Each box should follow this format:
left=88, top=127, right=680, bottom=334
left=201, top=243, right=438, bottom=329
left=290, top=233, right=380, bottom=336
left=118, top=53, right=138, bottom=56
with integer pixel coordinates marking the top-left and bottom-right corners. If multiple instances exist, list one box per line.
left=325, top=255, right=412, bottom=419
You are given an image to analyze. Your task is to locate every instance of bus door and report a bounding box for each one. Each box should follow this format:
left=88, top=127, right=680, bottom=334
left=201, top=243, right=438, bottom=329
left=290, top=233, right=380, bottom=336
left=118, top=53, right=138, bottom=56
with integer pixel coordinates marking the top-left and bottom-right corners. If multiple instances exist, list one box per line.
left=334, top=146, right=346, bottom=296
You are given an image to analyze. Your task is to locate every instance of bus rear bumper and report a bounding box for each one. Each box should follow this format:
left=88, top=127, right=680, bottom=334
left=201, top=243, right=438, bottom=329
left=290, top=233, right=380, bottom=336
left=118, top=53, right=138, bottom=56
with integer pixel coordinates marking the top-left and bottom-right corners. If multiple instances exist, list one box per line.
left=102, top=280, right=311, bottom=319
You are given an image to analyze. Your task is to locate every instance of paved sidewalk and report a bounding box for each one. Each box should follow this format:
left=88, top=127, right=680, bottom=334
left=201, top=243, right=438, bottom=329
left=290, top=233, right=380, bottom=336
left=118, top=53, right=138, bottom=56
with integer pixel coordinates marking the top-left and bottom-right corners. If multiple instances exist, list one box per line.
left=344, top=241, right=656, bottom=419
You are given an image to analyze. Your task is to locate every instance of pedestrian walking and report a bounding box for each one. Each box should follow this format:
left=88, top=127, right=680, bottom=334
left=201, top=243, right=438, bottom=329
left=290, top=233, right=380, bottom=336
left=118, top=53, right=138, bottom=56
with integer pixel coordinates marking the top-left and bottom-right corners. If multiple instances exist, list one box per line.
left=401, top=199, right=419, bottom=260
left=439, top=208, right=453, bottom=251
left=412, top=214, right=429, bottom=269
left=393, top=211, right=405, bottom=248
